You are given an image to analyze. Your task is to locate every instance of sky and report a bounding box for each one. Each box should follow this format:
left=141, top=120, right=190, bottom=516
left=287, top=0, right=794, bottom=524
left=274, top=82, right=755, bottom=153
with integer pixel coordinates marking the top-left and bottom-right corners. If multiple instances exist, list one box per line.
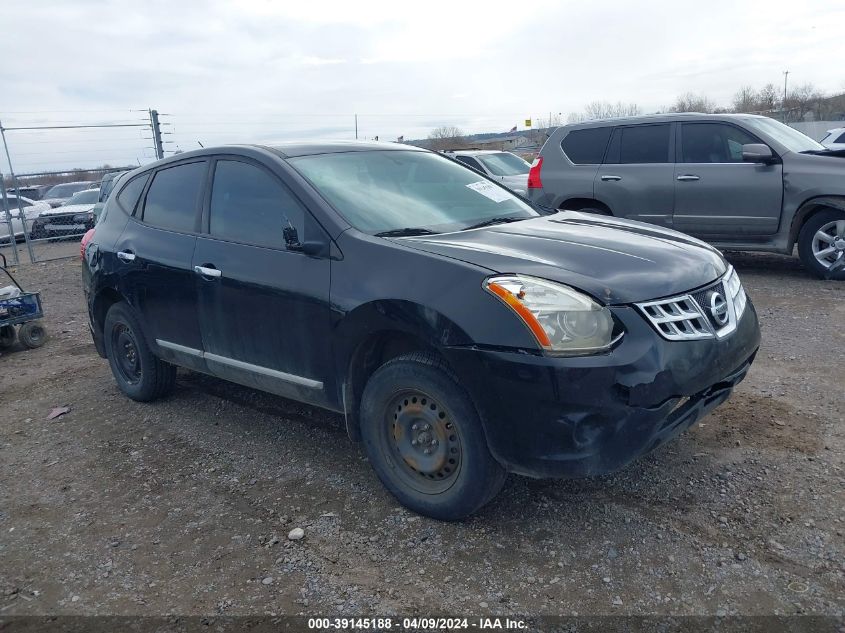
left=1, top=0, right=843, bottom=173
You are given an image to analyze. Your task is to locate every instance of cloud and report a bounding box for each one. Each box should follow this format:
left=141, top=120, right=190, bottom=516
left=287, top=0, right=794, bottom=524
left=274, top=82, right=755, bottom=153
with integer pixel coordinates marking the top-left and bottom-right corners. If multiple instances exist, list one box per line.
left=1, top=0, right=843, bottom=171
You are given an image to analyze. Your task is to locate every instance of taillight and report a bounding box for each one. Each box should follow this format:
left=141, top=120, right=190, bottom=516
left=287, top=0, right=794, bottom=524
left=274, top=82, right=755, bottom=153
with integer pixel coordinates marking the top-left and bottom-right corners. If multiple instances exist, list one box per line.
left=527, top=157, right=543, bottom=189
left=81, top=228, right=95, bottom=259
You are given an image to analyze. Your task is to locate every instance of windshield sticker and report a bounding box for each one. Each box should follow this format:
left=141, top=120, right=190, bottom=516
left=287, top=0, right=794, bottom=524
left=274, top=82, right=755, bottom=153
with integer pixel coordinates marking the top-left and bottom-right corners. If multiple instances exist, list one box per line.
left=466, top=181, right=511, bottom=203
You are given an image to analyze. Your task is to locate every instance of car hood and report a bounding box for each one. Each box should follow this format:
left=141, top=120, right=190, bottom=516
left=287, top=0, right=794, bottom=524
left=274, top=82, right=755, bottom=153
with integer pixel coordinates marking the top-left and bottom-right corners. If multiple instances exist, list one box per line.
left=399, top=212, right=728, bottom=305
left=41, top=203, right=94, bottom=216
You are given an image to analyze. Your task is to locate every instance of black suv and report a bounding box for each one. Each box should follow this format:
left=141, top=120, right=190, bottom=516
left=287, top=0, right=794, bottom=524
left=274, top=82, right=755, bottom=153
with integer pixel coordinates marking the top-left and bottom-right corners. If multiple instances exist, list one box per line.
left=83, top=142, right=761, bottom=520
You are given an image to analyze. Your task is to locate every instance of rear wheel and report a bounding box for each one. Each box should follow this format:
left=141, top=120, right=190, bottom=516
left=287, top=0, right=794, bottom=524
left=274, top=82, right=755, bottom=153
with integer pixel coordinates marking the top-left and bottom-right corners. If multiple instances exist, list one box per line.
left=19, top=321, right=47, bottom=348
left=0, top=325, right=16, bottom=350
left=798, top=209, right=845, bottom=280
left=104, top=302, right=176, bottom=401
left=360, top=352, right=506, bottom=521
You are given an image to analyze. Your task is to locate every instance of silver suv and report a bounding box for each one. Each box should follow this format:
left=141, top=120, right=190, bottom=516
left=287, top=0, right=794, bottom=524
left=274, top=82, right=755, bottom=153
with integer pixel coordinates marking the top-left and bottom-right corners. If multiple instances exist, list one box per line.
left=444, top=150, right=530, bottom=195
left=528, top=113, right=845, bottom=279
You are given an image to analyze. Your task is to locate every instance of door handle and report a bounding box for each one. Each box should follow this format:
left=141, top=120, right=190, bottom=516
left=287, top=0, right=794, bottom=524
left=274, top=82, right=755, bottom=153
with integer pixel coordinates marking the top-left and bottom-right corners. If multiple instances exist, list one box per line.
left=677, top=175, right=700, bottom=181
left=600, top=175, right=622, bottom=182
left=194, top=265, right=222, bottom=279
left=116, top=250, right=136, bottom=262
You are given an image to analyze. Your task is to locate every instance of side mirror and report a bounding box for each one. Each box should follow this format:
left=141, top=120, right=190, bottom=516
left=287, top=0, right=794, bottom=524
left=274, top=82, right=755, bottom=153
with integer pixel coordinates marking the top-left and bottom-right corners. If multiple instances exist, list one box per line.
left=284, top=226, right=326, bottom=257
left=742, top=143, right=776, bottom=164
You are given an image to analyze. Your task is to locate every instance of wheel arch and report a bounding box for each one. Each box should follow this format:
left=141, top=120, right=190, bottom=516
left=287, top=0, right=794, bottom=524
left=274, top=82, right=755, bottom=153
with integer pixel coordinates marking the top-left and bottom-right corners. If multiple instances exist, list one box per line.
left=335, top=300, right=473, bottom=442
left=788, top=195, right=845, bottom=251
left=558, top=197, right=613, bottom=215
left=90, top=286, right=124, bottom=357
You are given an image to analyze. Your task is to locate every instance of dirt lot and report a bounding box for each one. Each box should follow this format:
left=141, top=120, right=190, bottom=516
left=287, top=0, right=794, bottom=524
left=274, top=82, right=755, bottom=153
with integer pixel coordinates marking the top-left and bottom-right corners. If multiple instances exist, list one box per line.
left=1, top=252, right=843, bottom=619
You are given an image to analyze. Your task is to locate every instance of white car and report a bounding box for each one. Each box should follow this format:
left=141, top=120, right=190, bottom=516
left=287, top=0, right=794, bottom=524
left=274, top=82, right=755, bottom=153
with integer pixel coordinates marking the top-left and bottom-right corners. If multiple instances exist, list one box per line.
left=442, top=150, right=531, bottom=195
left=30, top=188, right=99, bottom=239
left=820, top=127, right=845, bottom=150
left=0, top=195, right=51, bottom=242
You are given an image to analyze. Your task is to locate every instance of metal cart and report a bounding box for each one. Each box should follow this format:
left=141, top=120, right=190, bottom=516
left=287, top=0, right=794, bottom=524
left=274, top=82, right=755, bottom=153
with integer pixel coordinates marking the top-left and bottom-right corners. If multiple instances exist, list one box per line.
left=0, top=253, right=47, bottom=350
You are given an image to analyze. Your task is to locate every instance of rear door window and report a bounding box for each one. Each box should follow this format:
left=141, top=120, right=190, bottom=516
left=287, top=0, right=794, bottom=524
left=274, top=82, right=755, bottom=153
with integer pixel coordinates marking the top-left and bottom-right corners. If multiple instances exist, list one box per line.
left=836, top=132, right=845, bottom=144
left=606, top=124, right=671, bottom=164
left=561, top=127, right=613, bottom=164
left=208, top=159, right=306, bottom=248
left=141, top=162, right=206, bottom=232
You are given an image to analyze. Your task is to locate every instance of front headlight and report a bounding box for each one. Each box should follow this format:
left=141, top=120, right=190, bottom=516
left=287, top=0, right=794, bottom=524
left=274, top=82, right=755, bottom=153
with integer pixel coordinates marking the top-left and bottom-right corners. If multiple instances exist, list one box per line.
left=483, top=274, right=618, bottom=355
left=724, top=266, right=747, bottom=320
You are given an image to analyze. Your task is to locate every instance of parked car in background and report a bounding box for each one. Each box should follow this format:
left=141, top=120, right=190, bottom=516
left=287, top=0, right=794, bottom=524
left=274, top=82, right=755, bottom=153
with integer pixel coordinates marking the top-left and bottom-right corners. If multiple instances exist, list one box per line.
left=528, top=113, right=845, bottom=279
left=6, top=184, right=51, bottom=200
left=0, top=195, right=51, bottom=241
left=31, top=188, right=98, bottom=239
left=83, top=142, right=759, bottom=520
left=443, top=150, right=530, bottom=195
left=42, top=181, right=99, bottom=208
left=820, top=127, right=845, bottom=150
left=92, top=171, right=128, bottom=222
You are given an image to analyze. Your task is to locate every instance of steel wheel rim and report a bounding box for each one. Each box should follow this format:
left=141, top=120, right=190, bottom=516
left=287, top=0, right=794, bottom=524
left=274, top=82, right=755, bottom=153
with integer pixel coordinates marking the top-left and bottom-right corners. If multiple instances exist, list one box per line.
left=812, top=220, right=845, bottom=269
left=384, top=389, right=462, bottom=494
left=111, top=324, right=141, bottom=384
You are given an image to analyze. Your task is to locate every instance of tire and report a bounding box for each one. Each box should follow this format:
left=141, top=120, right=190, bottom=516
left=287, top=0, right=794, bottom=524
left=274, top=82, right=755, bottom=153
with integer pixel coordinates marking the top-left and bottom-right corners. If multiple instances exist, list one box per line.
left=798, top=209, right=845, bottom=280
left=103, top=302, right=176, bottom=401
left=18, top=321, right=47, bottom=348
left=360, top=352, right=507, bottom=521
left=0, top=325, right=16, bottom=350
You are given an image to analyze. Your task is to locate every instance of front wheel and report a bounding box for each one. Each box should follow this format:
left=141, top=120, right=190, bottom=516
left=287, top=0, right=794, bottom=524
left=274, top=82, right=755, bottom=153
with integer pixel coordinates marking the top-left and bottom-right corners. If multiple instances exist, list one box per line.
left=798, top=210, right=845, bottom=280
left=104, top=302, right=176, bottom=401
left=360, top=352, right=506, bottom=521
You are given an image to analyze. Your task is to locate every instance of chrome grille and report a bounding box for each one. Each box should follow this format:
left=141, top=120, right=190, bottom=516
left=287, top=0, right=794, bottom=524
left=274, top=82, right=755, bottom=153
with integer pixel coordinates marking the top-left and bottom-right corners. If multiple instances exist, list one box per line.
left=636, top=267, right=746, bottom=342
left=638, top=295, right=712, bottom=340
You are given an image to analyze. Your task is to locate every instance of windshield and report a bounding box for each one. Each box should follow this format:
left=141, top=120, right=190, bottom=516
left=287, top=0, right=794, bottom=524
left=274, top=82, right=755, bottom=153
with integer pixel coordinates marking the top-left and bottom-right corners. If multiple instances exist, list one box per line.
left=289, top=150, right=539, bottom=234
left=66, top=189, right=99, bottom=205
left=477, top=152, right=531, bottom=177
left=742, top=118, right=826, bottom=153
left=45, top=182, right=96, bottom=199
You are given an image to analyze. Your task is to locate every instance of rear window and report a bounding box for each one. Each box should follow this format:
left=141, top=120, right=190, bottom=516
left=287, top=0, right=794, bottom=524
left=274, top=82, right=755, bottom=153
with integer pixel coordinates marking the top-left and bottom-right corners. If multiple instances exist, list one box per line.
left=477, top=152, right=530, bottom=176
left=561, top=128, right=613, bottom=164
left=141, top=162, right=206, bottom=233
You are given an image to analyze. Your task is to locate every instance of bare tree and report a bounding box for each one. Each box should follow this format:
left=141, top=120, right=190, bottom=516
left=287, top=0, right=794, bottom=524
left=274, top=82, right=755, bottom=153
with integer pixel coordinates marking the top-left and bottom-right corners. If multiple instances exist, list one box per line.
left=784, top=83, right=825, bottom=121
left=671, top=93, right=717, bottom=113
left=568, top=101, right=641, bottom=122
left=759, top=83, right=779, bottom=111
left=733, top=86, right=758, bottom=113
left=428, top=126, right=467, bottom=151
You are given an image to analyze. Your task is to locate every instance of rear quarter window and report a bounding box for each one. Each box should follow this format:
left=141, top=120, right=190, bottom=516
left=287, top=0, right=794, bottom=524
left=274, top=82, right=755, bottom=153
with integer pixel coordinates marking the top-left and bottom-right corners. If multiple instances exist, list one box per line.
left=115, top=174, right=149, bottom=215
left=560, top=127, right=613, bottom=164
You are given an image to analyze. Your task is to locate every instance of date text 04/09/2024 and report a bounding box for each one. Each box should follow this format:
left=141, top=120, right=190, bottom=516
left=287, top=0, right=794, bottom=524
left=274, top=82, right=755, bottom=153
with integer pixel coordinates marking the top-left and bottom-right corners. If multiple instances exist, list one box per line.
left=306, top=617, right=528, bottom=630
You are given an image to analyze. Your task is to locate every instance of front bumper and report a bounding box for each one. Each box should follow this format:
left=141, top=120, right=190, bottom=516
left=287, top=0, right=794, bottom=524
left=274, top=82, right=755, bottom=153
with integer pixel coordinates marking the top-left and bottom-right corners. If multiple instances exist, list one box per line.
left=443, top=300, right=761, bottom=478
left=32, top=214, right=95, bottom=238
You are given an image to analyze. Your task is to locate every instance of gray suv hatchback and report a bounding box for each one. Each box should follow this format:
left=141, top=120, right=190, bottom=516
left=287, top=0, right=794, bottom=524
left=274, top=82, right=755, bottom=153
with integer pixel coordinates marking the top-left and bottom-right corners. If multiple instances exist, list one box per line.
left=528, top=113, right=845, bottom=279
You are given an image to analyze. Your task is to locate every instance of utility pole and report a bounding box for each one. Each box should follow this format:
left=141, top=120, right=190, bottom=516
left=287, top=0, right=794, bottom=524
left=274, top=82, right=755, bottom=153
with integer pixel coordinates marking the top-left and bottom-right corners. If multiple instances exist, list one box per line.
left=149, top=109, right=164, bottom=159
left=782, top=71, right=790, bottom=123
left=354, top=114, right=358, bottom=140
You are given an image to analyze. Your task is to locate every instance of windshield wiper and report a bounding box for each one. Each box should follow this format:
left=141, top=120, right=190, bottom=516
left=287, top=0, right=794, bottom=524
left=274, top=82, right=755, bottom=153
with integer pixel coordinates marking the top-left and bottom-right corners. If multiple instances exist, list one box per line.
left=462, top=216, right=526, bottom=231
left=374, top=227, right=438, bottom=238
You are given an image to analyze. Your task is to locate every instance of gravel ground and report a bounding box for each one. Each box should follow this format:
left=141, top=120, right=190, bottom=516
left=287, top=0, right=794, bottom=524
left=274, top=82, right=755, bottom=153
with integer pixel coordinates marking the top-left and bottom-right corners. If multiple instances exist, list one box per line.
left=0, top=252, right=843, bottom=619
